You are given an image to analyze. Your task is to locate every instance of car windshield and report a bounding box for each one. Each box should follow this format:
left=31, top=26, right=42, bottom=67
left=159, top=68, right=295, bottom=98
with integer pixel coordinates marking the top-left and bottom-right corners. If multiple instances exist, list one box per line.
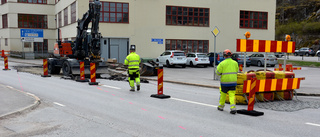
left=173, top=52, right=185, bottom=56
left=238, top=55, right=249, bottom=58
left=197, top=54, right=207, bottom=57
left=267, top=54, right=276, bottom=58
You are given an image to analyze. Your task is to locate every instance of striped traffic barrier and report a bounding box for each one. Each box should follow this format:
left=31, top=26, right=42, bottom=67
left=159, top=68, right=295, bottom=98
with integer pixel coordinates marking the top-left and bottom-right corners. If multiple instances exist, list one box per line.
left=274, top=64, right=301, bottom=72
left=89, top=63, right=99, bottom=85
left=236, top=39, right=296, bottom=53
left=151, top=66, right=170, bottom=99
left=41, top=59, right=51, bottom=77
left=76, top=61, right=89, bottom=82
left=3, top=56, right=10, bottom=70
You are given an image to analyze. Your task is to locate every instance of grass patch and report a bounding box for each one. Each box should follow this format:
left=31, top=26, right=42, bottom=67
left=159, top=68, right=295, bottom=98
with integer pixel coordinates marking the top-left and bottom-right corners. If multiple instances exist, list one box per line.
left=278, top=60, right=320, bottom=67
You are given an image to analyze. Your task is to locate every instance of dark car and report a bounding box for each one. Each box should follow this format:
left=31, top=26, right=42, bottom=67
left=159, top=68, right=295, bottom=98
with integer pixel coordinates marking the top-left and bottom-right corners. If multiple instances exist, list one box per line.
left=207, top=52, right=224, bottom=66
left=231, top=53, right=251, bottom=67
left=294, top=47, right=316, bottom=56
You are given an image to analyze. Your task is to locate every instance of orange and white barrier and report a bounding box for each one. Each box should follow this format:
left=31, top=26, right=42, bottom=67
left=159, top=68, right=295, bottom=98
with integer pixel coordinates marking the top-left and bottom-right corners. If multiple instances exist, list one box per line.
left=236, top=39, right=295, bottom=53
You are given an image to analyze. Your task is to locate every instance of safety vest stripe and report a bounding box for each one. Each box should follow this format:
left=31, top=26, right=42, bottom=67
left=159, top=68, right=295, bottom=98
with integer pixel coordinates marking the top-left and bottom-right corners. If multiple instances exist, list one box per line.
left=129, top=64, right=139, bottom=66
left=221, top=72, right=237, bottom=75
left=129, top=60, right=140, bottom=62
left=216, top=70, right=222, bottom=75
left=220, top=81, right=237, bottom=84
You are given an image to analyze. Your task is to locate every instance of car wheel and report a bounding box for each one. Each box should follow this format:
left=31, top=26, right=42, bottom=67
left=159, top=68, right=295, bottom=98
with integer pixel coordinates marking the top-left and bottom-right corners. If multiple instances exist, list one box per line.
left=257, top=61, right=263, bottom=67
left=62, top=61, right=72, bottom=76
left=166, top=60, right=172, bottom=68
left=306, top=53, right=309, bottom=56
left=294, top=53, right=298, bottom=56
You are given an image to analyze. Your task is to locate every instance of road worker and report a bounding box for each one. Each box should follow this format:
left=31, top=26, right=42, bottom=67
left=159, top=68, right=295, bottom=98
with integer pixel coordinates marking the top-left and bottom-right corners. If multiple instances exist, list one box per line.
left=124, top=45, right=141, bottom=91
left=216, top=49, right=239, bottom=114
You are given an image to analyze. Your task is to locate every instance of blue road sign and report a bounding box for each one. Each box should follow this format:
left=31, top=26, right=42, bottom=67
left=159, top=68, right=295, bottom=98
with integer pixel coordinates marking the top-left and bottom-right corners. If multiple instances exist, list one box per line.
left=151, top=38, right=163, bottom=44
left=20, top=29, right=43, bottom=38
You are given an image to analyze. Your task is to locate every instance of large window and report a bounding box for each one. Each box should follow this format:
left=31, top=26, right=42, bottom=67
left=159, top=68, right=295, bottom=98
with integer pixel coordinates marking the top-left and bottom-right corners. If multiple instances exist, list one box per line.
left=166, top=39, right=209, bottom=53
left=100, top=2, right=129, bottom=23
left=166, top=6, right=209, bottom=27
left=240, top=10, right=268, bottom=29
left=2, top=14, right=8, bottom=28
left=18, top=14, right=47, bottom=28
left=18, top=0, right=47, bottom=4
left=64, top=7, right=68, bottom=26
left=71, top=2, right=76, bottom=23
left=34, top=39, right=48, bottom=53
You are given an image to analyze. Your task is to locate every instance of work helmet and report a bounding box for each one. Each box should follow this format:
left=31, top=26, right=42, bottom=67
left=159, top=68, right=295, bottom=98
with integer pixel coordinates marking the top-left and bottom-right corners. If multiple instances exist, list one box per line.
left=223, top=49, right=232, bottom=56
left=130, top=45, right=136, bottom=51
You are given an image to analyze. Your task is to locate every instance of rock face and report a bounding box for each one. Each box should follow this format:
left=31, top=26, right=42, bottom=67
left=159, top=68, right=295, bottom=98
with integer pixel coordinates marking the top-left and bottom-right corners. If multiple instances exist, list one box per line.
left=276, top=0, right=320, bottom=49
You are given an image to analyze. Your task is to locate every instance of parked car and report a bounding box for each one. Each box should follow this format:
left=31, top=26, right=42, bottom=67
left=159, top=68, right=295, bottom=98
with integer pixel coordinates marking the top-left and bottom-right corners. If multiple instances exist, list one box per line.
left=274, top=52, right=285, bottom=58
left=316, top=50, right=320, bottom=57
left=249, top=53, right=278, bottom=67
left=186, top=53, right=210, bottom=67
left=207, top=52, right=224, bottom=66
left=231, top=53, right=251, bottom=67
left=294, top=47, right=316, bottom=56
left=157, top=50, right=187, bottom=68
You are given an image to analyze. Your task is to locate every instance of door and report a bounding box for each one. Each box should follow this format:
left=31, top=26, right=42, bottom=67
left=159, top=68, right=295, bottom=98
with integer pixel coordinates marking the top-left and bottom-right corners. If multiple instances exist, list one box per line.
left=100, top=38, right=129, bottom=63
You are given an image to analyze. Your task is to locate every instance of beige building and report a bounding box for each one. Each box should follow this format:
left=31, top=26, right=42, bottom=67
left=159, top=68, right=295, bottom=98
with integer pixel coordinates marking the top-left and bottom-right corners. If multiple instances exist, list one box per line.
left=0, top=0, right=276, bottom=61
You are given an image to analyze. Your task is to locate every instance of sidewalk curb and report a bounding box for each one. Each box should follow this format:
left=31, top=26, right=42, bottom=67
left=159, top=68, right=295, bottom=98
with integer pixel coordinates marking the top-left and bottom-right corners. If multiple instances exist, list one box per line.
left=0, top=84, right=41, bottom=120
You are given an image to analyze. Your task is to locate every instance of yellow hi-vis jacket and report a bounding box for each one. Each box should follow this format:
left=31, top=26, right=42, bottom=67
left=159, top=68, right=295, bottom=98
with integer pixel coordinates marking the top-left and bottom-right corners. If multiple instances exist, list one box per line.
left=216, top=58, right=238, bottom=87
left=124, top=52, right=141, bottom=69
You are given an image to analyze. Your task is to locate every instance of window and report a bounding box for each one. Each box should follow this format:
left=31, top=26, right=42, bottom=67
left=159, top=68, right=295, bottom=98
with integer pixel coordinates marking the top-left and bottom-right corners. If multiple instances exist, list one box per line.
left=71, top=2, right=76, bottom=23
left=34, top=39, right=48, bottom=53
left=2, top=14, right=8, bottom=28
left=166, top=6, right=209, bottom=27
left=240, top=10, right=268, bottom=29
left=18, top=0, right=47, bottom=4
left=5, top=38, right=8, bottom=46
left=58, top=11, right=62, bottom=27
left=1, top=0, right=7, bottom=4
left=100, top=2, right=129, bottom=23
left=166, top=39, right=209, bottom=53
left=64, top=7, right=68, bottom=26
left=18, top=14, right=48, bottom=28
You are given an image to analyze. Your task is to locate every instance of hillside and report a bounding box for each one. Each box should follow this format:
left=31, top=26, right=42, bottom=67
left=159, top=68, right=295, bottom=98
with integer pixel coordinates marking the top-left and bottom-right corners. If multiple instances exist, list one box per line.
left=276, top=0, right=320, bottom=50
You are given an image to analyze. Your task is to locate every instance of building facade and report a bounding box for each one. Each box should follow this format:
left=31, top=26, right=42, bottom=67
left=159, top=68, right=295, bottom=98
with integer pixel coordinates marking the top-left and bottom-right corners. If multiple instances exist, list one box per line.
left=0, top=0, right=276, bottom=62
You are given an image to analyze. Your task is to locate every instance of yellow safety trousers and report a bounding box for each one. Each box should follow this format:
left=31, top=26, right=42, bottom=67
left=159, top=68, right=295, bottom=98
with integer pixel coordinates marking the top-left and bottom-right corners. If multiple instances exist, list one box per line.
left=219, top=87, right=236, bottom=109
left=128, top=69, right=140, bottom=89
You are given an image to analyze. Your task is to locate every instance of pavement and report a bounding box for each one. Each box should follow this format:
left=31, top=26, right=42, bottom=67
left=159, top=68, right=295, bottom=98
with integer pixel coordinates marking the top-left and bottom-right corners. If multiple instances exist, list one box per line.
left=0, top=56, right=319, bottom=119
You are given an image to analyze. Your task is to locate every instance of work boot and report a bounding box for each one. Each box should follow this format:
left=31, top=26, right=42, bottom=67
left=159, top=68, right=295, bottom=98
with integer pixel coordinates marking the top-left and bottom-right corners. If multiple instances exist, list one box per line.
left=217, top=105, right=224, bottom=111
left=130, top=87, right=135, bottom=92
left=137, top=85, right=140, bottom=91
left=230, top=108, right=237, bottom=114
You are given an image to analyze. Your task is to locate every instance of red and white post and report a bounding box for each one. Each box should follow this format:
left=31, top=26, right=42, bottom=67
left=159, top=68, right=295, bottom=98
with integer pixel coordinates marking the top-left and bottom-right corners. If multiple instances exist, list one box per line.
left=76, top=61, right=89, bottom=82
left=3, top=56, right=10, bottom=70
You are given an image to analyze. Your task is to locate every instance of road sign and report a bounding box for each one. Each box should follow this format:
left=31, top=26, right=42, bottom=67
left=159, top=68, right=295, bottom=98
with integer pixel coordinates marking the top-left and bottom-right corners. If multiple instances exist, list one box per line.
left=20, top=29, right=43, bottom=38
left=151, top=38, right=163, bottom=44
left=211, top=26, right=220, bottom=37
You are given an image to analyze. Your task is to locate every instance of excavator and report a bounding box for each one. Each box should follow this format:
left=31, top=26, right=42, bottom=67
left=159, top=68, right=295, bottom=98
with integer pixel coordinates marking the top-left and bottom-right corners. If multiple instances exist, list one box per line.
left=47, top=0, right=108, bottom=78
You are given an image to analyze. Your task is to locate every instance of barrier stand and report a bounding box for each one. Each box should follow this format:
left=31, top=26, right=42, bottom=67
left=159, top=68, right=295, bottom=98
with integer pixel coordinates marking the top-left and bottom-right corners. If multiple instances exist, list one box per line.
left=76, top=61, right=89, bottom=82
left=41, top=59, right=51, bottom=77
left=151, top=66, right=171, bottom=99
left=237, top=78, right=264, bottom=116
left=89, top=63, right=99, bottom=85
left=3, top=56, right=10, bottom=70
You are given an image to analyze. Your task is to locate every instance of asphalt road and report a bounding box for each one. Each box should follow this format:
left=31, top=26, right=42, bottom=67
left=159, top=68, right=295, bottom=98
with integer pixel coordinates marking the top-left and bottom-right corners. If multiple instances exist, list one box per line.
left=0, top=61, right=320, bottom=136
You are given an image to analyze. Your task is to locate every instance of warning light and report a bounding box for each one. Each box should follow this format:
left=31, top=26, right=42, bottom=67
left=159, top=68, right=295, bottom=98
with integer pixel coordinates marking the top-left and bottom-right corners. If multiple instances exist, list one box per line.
left=245, top=31, right=251, bottom=39
left=286, top=35, right=291, bottom=41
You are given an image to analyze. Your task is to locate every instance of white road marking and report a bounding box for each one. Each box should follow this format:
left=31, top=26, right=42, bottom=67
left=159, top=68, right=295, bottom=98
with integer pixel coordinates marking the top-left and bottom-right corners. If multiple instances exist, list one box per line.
left=306, top=122, right=320, bottom=127
left=54, top=102, right=65, bottom=107
left=102, top=85, right=121, bottom=90
left=6, top=86, right=13, bottom=89
left=170, top=98, right=217, bottom=108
